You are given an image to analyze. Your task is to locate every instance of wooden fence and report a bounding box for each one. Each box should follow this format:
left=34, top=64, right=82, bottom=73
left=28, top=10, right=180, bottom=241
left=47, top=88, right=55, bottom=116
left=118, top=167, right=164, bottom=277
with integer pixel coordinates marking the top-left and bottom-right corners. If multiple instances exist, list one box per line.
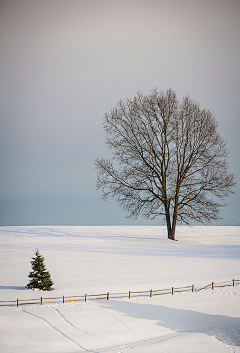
left=0, top=279, right=239, bottom=307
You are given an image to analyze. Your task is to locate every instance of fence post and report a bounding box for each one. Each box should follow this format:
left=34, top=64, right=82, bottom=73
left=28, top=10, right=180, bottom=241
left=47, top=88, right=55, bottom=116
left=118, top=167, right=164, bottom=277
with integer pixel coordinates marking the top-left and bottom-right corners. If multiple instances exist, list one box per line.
left=17, top=299, right=18, bottom=307
left=107, top=292, right=109, bottom=300
left=212, top=282, right=214, bottom=290
left=150, top=289, right=152, bottom=298
left=129, top=291, right=131, bottom=299
left=233, top=279, right=235, bottom=287
left=192, top=285, right=194, bottom=292
left=172, top=287, right=174, bottom=295
left=63, top=295, right=64, bottom=304
left=40, top=297, right=42, bottom=305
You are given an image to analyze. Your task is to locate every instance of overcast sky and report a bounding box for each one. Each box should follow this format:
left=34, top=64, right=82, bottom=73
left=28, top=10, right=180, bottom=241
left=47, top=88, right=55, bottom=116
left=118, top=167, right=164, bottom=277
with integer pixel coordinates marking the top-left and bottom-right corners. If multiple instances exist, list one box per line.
left=0, top=0, right=239, bottom=226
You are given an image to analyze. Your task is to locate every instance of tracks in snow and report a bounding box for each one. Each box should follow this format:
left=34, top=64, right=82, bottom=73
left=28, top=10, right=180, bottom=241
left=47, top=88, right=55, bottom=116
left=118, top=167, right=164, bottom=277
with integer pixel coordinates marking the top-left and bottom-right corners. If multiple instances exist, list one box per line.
left=97, top=304, right=170, bottom=353
left=21, top=307, right=98, bottom=352
left=21, top=303, right=174, bottom=353
left=52, top=306, right=116, bottom=347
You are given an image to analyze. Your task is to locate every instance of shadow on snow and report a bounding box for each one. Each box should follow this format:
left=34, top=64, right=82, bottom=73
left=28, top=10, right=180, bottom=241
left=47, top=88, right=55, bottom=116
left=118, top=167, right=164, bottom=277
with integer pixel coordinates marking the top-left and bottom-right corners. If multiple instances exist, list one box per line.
left=101, top=300, right=240, bottom=347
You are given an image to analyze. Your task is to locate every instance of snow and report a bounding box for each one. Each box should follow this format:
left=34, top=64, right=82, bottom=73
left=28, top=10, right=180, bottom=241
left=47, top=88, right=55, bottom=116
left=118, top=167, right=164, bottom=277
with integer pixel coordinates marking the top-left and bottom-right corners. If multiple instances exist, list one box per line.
left=0, top=225, right=240, bottom=353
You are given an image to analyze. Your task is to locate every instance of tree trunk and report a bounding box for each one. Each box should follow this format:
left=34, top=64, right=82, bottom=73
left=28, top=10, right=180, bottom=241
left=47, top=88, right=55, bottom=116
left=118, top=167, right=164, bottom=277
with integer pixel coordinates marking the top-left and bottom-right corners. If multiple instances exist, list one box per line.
left=165, top=205, right=175, bottom=240
left=170, top=207, right=178, bottom=241
left=171, top=220, right=176, bottom=241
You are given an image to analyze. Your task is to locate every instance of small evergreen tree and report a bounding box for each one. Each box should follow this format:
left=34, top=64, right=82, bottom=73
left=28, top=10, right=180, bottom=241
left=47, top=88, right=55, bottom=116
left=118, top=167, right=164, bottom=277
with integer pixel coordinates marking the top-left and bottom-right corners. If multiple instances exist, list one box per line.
left=26, top=247, right=54, bottom=291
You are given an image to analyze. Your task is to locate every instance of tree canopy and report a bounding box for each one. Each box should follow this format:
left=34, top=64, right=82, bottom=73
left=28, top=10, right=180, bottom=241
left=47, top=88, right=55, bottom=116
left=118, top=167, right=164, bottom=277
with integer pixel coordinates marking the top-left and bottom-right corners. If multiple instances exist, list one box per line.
left=95, top=89, right=236, bottom=240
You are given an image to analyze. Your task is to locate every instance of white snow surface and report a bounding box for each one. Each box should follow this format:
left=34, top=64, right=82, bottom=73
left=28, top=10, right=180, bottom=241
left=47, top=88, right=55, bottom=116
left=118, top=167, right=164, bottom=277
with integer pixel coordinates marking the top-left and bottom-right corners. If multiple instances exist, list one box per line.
left=0, top=225, right=240, bottom=353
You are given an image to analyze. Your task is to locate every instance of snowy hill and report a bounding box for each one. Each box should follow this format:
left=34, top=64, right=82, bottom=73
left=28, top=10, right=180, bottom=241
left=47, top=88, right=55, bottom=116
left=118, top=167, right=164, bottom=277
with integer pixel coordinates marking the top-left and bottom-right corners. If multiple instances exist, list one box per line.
left=0, top=226, right=240, bottom=352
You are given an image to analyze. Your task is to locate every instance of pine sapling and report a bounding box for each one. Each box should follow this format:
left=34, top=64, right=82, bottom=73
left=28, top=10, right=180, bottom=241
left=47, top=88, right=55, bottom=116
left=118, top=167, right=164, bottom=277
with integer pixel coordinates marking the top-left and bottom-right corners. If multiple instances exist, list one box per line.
left=26, top=247, right=54, bottom=291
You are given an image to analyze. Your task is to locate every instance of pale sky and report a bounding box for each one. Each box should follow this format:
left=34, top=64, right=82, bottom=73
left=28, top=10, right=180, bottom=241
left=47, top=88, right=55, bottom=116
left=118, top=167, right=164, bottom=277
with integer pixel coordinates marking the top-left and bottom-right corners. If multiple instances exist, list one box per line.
left=0, top=0, right=239, bottom=226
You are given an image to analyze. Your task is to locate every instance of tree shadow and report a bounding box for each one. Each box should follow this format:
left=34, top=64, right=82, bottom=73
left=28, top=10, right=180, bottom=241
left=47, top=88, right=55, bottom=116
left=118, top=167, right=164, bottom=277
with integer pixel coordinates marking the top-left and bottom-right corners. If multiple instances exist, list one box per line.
left=101, top=300, right=240, bottom=346
left=0, top=285, right=26, bottom=290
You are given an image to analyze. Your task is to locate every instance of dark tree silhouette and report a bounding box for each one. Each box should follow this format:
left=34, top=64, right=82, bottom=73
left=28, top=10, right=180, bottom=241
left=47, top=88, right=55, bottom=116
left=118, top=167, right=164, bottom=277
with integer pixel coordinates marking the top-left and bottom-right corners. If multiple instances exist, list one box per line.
left=95, top=89, right=236, bottom=240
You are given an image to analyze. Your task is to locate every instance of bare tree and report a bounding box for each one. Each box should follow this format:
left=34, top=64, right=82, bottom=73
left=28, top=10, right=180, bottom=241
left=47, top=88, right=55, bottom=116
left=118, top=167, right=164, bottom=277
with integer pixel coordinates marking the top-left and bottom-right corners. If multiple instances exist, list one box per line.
left=95, top=89, right=236, bottom=240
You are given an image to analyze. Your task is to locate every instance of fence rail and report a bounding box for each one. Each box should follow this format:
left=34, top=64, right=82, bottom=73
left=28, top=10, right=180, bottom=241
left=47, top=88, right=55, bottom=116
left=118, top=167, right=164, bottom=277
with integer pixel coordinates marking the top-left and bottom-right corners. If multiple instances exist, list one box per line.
left=1, top=279, right=239, bottom=307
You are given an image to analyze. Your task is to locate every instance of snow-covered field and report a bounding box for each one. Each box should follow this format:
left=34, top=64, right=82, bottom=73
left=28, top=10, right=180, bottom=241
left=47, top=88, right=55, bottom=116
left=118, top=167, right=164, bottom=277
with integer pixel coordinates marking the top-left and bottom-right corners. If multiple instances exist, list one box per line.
left=0, top=226, right=240, bottom=353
